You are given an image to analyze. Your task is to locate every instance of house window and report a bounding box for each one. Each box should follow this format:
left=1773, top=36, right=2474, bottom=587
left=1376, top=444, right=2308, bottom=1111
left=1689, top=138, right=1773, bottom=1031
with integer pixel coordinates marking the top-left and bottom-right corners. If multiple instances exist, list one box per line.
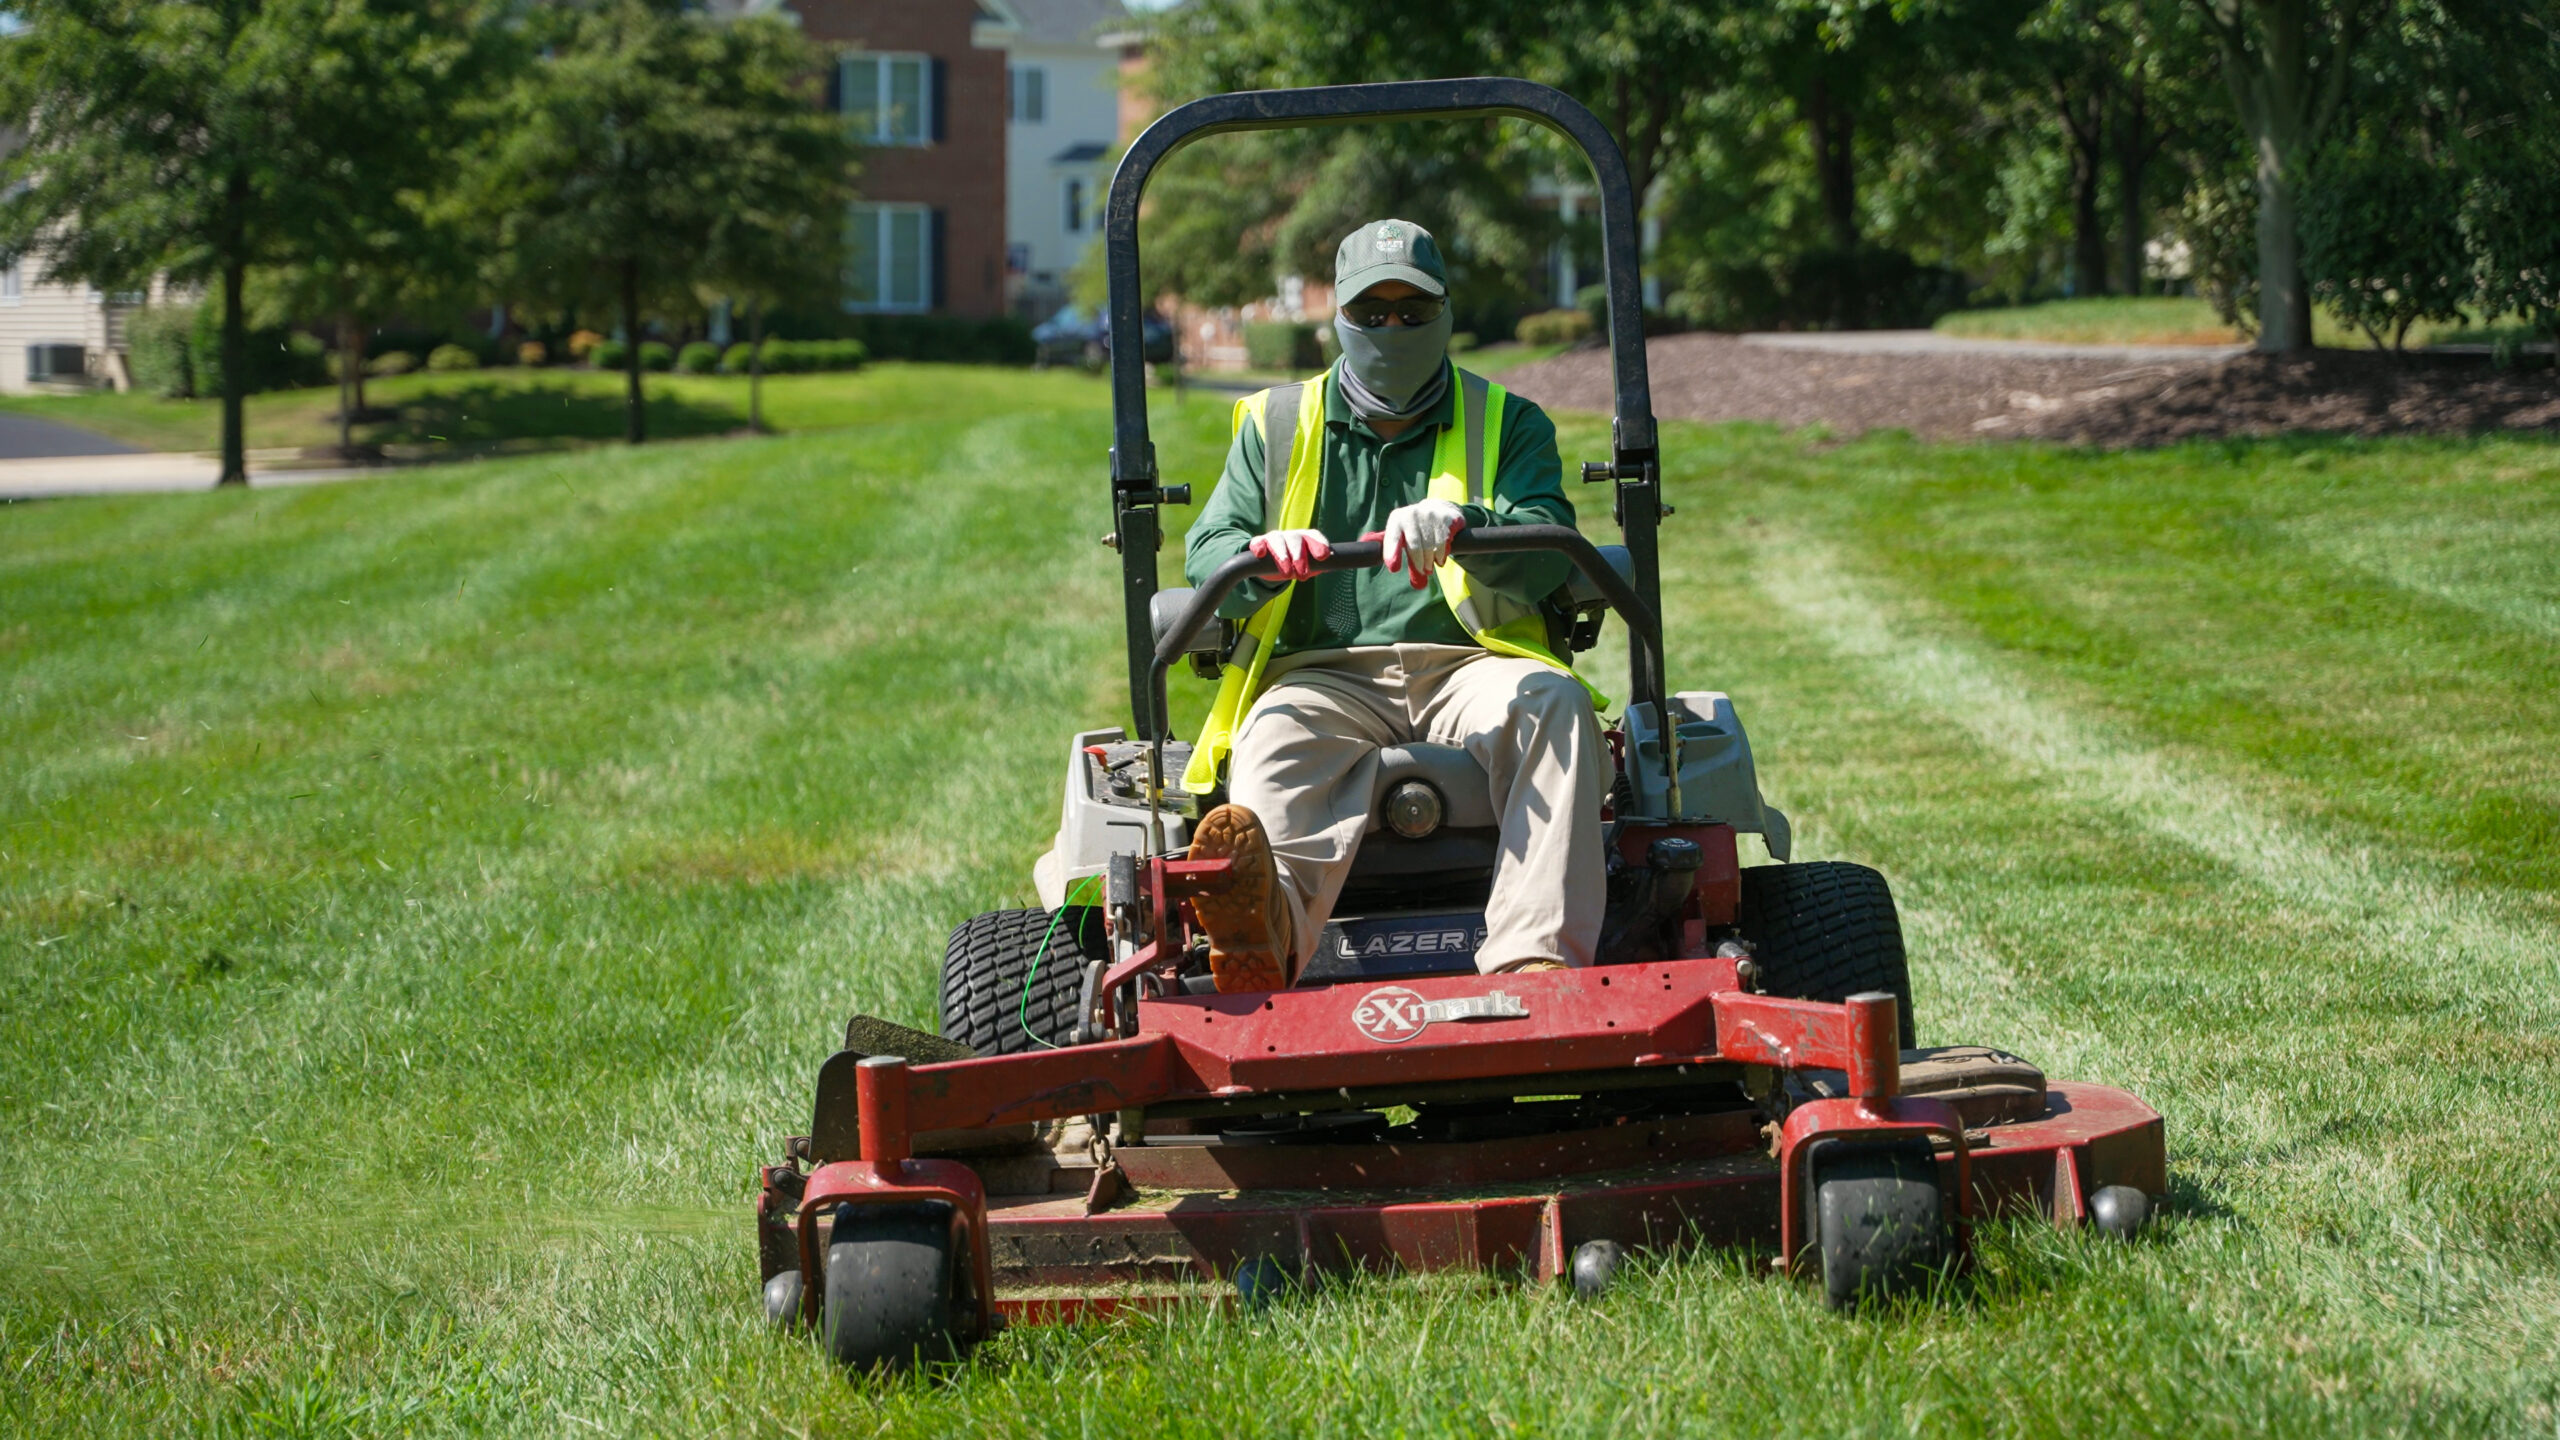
left=26, top=344, right=85, bottom=381
left=1009, top=65, right=1046, bottom=123
left=841, top=52, right=931, bottom=146
left=0, top=262, right=18, bottom=305
left=846, top=203, right=933, bottom=312
left=1063, top=177, right=1086, bottom=235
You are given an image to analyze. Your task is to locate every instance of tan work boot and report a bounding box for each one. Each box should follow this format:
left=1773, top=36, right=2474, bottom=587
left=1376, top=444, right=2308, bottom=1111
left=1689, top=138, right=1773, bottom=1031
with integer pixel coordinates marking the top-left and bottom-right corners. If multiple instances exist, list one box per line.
left=1188, top=804, right=1289, bottom=993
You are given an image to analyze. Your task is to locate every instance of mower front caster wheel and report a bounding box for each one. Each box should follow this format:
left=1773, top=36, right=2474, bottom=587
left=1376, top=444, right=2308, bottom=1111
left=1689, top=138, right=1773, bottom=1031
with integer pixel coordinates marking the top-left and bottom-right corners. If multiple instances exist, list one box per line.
left=1812, top=1139, right=1948, bottom=1310
left=822, top=1202, right=980, bottom=1372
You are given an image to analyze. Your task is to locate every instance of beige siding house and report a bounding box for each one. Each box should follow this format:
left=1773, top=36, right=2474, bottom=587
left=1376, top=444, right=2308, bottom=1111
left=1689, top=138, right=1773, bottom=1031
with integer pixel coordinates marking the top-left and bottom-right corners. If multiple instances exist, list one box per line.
left=0, top=251, right=161, bottom=393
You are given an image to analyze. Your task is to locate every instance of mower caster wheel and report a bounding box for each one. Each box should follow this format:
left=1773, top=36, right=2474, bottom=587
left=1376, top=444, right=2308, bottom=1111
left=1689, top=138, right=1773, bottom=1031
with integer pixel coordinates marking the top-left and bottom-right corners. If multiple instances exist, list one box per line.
left=822, top=1203, right=978, bottom=1373
left=763, top=1270, right=803, bottom=1329
left=2089, top=1185, right=2152, bottom=1240
left=1570, top=1240, right=1628, bottom=1299
left=1812, top=1139, right=1948, bottom=1310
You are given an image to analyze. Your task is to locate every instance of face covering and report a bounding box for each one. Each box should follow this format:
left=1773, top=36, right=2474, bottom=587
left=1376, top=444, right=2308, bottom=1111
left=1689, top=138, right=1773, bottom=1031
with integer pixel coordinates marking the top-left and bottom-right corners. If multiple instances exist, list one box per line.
left=1333, top=306, right=1455, bottom=421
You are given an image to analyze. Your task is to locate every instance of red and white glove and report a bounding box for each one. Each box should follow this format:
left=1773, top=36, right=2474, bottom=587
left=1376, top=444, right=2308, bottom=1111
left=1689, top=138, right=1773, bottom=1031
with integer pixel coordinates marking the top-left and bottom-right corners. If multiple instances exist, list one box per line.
left=1248, top=528, right=1333, bottom=582
left=1380, top=499, right=1467, bottom=589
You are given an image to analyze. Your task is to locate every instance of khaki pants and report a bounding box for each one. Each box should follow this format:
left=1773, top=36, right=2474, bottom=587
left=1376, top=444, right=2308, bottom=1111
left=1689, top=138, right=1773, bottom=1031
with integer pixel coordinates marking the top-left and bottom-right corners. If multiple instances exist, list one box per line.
left=1227, top=644, right=1605, bottom=974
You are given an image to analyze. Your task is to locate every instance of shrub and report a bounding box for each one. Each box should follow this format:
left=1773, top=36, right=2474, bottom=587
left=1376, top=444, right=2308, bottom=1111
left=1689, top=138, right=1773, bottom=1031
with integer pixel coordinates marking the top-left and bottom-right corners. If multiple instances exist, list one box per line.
left=517, top=341, right=548, bottom=367
left=426, top=343, right=479, bottom=372
left=588, top=339, right=624, bottom=370
left=2177, top=173, right=2260, bottom=334
left=1665, top=260, right=1787, bottom=333
left=566, top=329, right=607, bottom=361
left=2301, top=150, right=2472, bottom=353
left=1243, top=321, right=1322, bottom=370
left=718, top=342, right=756, bottom=373
left=2461, top=159, right=2560, bottom=352
left=1448, top=331, right=1479, bottom=354
left=1514, top=309, right=1595, bottom=346
left=1777, top=247, right=1967, bottom=330
left=754, top=338, right=868, bottom=373
left=145, top=309, right=327, bottom=396
left=842, top=314, right=1032, bottom=365
left=639, top=341, right=674, bottom=372
left=676, top=341, right=721, bottom=374
left=126, top=304, right=197, bottom=398
left=369, top=350, right=418, bottom=377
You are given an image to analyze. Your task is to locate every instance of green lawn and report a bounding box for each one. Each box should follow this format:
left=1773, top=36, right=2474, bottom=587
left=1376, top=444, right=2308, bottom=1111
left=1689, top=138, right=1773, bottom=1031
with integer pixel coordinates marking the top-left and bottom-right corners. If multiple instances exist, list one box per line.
left=0, top=363, right=1083, bottom=457
left=4, top=369, right=2558, bottom=1435
left=1934, top=294, right=2553, bottom=353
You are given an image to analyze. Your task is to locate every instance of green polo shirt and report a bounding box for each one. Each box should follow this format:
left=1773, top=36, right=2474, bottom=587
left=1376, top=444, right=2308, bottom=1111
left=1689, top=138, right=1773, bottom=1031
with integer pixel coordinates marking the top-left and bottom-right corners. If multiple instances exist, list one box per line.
left=1183, top=366, right=1575, bottom=657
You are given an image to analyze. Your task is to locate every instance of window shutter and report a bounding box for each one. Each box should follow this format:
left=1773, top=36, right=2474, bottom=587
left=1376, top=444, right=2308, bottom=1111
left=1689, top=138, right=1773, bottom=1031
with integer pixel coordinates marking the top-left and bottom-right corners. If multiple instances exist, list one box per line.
left=931, top=58, right=948, bottom=144
left=824, top=55, right=841, bottom=115
left=930, top=209, right=947, bottom=311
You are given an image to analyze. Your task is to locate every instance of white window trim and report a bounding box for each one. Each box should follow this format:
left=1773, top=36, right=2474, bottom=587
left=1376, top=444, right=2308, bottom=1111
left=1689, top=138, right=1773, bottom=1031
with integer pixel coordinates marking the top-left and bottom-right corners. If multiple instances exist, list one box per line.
left=845, top=202, right=934, bottom=314
left=1062, top=176, right=1086, bottom=236
left=841, top=51, right=932, bottom=148
left=0, top=261, right=19, bottom=307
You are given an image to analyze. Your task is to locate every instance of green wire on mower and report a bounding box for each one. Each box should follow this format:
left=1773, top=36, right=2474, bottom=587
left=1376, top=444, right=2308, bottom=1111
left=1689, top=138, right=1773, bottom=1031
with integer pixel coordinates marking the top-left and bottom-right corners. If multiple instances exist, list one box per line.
left=1022, top=873, right=1101, bottom=1051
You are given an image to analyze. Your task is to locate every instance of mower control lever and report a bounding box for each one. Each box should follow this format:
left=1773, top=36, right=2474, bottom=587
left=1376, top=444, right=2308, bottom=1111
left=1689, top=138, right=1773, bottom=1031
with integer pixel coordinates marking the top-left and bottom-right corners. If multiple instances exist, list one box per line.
left=1155, top=525, right=1661, bottom=674
left=1143, top=523, right=1676, bottom=817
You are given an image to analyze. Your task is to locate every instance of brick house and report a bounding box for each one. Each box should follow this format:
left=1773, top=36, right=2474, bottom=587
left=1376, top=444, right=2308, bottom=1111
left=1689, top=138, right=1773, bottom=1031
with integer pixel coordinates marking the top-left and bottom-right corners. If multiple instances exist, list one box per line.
left=787, top=0, right=1009, bottom=318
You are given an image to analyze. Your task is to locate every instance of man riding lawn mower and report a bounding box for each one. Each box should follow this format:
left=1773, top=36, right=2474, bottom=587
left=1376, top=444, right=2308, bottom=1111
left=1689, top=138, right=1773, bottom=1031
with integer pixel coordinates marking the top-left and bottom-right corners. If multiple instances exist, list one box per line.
left=755, top=78, right=2167, bottom=1374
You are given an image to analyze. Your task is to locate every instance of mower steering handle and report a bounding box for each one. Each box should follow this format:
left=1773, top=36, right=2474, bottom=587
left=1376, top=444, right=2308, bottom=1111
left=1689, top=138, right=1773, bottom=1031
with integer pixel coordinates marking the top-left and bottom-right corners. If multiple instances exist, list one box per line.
left=1154, top=524, right=1661, bottom=673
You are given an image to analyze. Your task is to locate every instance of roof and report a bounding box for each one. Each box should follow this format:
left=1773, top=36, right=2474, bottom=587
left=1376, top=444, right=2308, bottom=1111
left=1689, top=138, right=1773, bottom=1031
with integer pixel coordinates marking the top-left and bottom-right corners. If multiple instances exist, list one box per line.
left=997, top=0, right=1129, bottom=46
left=1051, top=141, right=1110, bottom=164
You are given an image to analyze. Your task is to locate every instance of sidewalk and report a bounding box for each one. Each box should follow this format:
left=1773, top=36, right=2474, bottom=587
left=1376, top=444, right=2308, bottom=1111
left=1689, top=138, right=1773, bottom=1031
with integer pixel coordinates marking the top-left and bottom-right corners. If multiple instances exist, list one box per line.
left=0, top=450, right=366, bottom=500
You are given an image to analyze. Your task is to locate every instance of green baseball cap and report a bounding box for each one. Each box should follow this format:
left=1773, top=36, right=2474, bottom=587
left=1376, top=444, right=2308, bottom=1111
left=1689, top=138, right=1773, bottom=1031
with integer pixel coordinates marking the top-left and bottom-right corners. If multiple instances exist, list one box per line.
left=1335, top=218, right=1448, bottom=300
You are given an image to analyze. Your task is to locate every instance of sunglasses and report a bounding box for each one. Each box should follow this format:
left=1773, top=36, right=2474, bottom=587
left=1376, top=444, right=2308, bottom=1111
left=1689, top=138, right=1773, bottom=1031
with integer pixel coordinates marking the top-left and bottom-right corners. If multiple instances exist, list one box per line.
left=1339, top=294, right=1447, bottom=329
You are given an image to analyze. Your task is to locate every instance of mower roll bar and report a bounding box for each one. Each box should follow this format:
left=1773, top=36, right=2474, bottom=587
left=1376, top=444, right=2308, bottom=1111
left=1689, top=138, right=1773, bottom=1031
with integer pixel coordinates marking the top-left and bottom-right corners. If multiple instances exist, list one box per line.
left=1104, top=78, right=1669, bottom=742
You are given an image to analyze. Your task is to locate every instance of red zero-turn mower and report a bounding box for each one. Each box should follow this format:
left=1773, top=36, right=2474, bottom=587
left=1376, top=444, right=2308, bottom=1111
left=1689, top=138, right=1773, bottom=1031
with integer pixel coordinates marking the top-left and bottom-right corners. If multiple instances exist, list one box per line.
left=755, top=79, right=2167, bottom=1371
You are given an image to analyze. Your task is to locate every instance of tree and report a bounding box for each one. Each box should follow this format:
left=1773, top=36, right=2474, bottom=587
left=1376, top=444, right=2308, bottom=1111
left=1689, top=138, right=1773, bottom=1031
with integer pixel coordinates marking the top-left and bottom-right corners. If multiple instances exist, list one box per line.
left=0, top=0, right=329, bottom=483
left=257, top=0, right=502, bottom=455
left=2190, top=0, right=2368, bottom=352
left=697, top=60, right=861, bottom=435
left=474, top=1, right=855, bottom=445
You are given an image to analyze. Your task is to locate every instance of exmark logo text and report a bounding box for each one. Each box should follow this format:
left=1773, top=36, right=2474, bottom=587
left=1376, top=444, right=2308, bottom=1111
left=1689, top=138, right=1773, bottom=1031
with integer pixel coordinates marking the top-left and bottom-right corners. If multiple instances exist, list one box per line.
left=1350, top=986, right=1530, bottom=1044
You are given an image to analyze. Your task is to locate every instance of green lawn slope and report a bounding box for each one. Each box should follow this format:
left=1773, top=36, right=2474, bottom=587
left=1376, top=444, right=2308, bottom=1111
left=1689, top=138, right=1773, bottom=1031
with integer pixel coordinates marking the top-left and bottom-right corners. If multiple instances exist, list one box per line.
left=4, top=371, right=2557, bottom=1435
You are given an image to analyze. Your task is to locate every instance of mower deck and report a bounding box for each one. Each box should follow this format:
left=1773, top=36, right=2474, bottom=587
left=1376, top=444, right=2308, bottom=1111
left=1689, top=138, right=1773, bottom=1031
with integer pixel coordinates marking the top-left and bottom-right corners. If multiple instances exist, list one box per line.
left=759, top=953, right=2165, bottom=1327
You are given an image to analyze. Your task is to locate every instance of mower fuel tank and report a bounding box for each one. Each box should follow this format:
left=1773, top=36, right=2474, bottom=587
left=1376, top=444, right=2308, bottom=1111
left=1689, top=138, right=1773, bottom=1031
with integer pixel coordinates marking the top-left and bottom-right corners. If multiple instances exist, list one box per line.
left=1033, top=727, right=1198, bottom=909
left=1622, top=693, right=1792, bottom=859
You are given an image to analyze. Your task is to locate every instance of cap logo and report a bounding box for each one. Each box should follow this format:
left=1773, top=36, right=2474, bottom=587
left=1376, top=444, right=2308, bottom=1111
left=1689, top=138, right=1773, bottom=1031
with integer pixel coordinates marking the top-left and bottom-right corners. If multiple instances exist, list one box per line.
left=1375, top=224, right=1405, bottom=253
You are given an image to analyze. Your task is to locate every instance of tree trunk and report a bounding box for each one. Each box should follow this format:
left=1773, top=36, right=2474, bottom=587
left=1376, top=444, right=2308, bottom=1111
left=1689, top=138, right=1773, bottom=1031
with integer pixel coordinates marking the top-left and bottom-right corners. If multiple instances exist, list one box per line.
left=748, top=301, right=765, bottom=435
left=2210, top=0, right=2352, bottom=354
left=1805, top=72, right=1859, bottom=251
left=2254, top=151, right=2313, bottom=350
left=336, top=311, right=356, bottom=455
left=2065, top=93, right=2110, bottom=297
left=621, top=258, right=645, bottom=445
left=219, top=256, right=247, bottom=486
left=2113, top=86, right=2154, bottom=296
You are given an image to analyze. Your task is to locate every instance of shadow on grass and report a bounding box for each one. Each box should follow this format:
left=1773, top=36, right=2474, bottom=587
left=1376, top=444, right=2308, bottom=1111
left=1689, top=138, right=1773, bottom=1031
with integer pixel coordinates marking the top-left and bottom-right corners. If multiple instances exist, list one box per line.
left=365, top=379, right=745, bottom=448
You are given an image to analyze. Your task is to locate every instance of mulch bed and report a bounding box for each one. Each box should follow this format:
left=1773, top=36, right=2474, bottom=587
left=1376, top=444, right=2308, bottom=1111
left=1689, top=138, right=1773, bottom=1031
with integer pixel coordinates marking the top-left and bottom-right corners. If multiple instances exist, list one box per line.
left=1499, top=333, right=2560, bottom=447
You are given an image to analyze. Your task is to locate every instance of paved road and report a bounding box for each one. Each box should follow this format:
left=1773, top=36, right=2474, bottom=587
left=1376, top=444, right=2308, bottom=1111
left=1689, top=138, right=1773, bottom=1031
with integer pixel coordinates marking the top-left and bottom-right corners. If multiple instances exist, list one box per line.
left=0, top=409, right=141, bottom=458
left=1740, top=330, right=2249, bottom=365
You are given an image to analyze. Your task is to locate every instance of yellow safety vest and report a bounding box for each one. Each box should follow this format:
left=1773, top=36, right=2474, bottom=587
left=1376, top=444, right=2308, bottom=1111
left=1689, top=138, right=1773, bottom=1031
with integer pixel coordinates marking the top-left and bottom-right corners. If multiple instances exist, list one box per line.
left=1182, top=361, right=1605, bottom=793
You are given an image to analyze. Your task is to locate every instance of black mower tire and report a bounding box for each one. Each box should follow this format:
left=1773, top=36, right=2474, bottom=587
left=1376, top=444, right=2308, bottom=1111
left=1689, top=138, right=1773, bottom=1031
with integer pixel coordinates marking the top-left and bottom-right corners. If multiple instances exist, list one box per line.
left=1736, top=862, right=1917, bottom=1047
left=821, top=1203, right=976, bottom=1372
left=1812, top=1138, right=1948, bottom=1309
left=939, top=908, right=1093, bottom=1056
